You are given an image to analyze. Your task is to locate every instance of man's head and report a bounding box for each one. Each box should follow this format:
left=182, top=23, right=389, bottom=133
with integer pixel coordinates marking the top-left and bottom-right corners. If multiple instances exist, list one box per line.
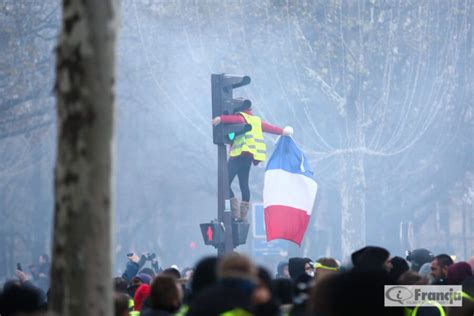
left=288, top=257, right=314, bottom=280
left=468, top=256, right=474, bottom=272
left=406, top=248, right=434, bottom=272
left=150, top=275, right=182, bottom=313
left=114, top=292, right=129, bottom=316
left=113, top=277, right=128, bottom=294
left=431, top=254, right=454, bottom=280
left=161, top=267, right=181, bottom=280
left=315, top=258, right=339, bottom=281
left=351, top=246, right=391, bottom=272
left=276, top=261, right=290, bottom=278
left=217, top=253, right=258, bottom=283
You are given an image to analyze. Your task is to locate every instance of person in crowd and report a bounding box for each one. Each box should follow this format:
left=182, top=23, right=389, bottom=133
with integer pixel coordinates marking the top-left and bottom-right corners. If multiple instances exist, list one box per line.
left=288, top=257, right=314, bottom=280
left=161, top=267, right=181, bottom=280
left=447, top=262, right=473, bottom=285
left=272, top=278, right=293, bottom=315
left=389, top=256, right=409, bottom=283
left=275, top=261, right=290, bottom=279
left=290, top=273, right=314, bottom=316
left=127, top=271, right=153, bottom=298
left=418, top=262, right=435, bottom=284
left=114, top=292, right=130, bottom=316
left=28, top=254, right=50, bottom=294
left=175, top=256, right=220, bottom=315
left=114, top=276, right=129, bottom=294
left=431, top=254, right=454, bottom=285
left=314, top=257, right=339, bottom=283
left=212, top=105, right=292, bottom=222
left=181, top=267, right=194, bottom=281
left=467, top=256, right=474, bottom=273
left=310, top=267, right=401, bottom=316
left=140, top=275, right=183, bottom=316
left=184, top=256, right=219, bottom=305
left=398, top=271, right=446, bottom=316
left=351, top=246, right=392, bottom=272
left=186, top=253, right=258, bottom=315
left=122, top=252, right=161, bottom=284
left=0, top=279, right=47, bottom=315
left=398, top=270, right=429, bottom=285
left=406, top=248, right=434, bottom=272
left=134, top=283, right=151, bottom=312
left=253, top=266, right=280, bottom=316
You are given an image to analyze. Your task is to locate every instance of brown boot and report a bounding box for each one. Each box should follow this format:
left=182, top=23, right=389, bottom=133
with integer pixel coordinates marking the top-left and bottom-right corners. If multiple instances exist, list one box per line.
left=230, top=197, right=240, bottom=220
left=240, top=201, right=250, bottom=222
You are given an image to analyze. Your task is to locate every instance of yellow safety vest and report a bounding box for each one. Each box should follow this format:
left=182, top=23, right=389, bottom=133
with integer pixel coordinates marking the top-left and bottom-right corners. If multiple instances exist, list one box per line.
left=129, top=311, right=140, bottom=316
left=411, top=301, right=446, bottom=316
left=229, top=112, right=266, bottom=162
left=220, top=308, right=254, bottom=316
left=461, top=291, right=474, bottom=302
left=175, top=304, right=189, bottom=316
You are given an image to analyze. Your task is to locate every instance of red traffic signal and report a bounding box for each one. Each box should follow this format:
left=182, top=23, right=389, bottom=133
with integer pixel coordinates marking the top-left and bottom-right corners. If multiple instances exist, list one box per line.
left=200, top=222, right=223, bottom=247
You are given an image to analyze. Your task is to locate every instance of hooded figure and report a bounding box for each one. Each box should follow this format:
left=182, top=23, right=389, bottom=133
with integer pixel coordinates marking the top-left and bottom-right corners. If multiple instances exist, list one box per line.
left=351, top=246, right=390, bottom=272
left=288, top=258, right=313, bottom=280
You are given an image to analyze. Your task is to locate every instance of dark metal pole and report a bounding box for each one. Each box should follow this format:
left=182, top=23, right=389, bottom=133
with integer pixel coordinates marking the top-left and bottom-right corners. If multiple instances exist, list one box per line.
left=217, top=144, right=234, bottom=256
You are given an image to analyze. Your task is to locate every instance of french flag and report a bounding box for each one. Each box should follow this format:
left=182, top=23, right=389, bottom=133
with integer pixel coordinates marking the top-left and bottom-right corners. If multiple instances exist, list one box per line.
left=263, top=136, right=318, bottom=246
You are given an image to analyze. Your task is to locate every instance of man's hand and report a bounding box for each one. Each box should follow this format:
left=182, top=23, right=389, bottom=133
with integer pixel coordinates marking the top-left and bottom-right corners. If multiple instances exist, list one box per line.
left=127, top=252, right=140, bottom=263
left=16, top=270, right=28, bottom=283
left=212, top=117, right=221, bottom=126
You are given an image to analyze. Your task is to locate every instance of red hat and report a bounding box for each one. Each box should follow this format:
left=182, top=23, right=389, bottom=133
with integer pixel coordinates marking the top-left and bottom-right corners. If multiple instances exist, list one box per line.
left=448, top=262, right=473, bottom=285
left=133, top=284, right=151, bottom=311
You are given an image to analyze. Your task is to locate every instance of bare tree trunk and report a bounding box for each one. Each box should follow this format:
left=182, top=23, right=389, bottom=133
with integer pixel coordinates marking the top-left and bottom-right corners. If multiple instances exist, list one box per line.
left=50, top=1, right=119, bottom=315
left=340, top=154, right=367, bottom=257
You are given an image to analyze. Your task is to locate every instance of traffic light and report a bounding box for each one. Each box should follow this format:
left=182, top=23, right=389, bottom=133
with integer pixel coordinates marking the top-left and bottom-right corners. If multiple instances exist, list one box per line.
left=200, top=222, right=224, bottom=248
left=212, top=74, right=252, bottom=144
left=232, top=221, right=250, bottom=247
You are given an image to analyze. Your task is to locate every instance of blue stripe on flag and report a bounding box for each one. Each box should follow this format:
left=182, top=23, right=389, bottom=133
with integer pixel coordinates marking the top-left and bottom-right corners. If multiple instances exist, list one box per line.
left=265, top=137, right=315, bottom=180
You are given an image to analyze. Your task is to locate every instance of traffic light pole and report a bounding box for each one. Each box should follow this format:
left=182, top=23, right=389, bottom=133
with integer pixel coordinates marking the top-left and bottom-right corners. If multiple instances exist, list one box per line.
left=217, top=144, right=234, bottom=256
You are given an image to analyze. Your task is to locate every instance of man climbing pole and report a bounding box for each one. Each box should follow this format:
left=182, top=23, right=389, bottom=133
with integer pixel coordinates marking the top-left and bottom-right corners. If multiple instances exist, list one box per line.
left=212, top=107, right=293, bottom=222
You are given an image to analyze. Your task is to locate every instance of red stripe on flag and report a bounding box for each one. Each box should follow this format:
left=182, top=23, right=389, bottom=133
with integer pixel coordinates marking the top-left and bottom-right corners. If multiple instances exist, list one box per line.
left=264, top=205, right=310, bottom=246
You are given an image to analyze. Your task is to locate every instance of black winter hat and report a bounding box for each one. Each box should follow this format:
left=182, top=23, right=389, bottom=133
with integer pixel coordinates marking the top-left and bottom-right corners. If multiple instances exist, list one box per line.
left=351, top=246, right=390, bottom=271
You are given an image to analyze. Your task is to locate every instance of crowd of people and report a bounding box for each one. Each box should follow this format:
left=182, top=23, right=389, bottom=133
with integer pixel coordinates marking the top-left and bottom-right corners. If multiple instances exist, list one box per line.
left=1, top=247, right=474, bottom=316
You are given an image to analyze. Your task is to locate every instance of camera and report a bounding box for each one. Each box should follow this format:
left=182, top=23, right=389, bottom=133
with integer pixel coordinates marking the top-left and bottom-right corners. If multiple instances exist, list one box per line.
left=146, top=253, right=156, bottom=261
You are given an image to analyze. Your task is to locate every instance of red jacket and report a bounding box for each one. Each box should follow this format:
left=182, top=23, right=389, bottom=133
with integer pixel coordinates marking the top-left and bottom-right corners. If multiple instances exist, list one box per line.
left=220, top=114, right=283, bottom=135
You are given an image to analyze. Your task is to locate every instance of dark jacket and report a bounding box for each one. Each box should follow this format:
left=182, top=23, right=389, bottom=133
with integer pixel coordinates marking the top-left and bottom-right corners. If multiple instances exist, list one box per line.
left=140, top=307, right=175, bottom=316
left=186, top=279, right=254, bottom=316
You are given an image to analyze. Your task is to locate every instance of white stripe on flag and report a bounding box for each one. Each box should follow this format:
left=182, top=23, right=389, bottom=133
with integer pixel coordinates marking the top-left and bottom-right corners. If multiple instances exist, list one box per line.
left=263, top=169, right=318, bottom=214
